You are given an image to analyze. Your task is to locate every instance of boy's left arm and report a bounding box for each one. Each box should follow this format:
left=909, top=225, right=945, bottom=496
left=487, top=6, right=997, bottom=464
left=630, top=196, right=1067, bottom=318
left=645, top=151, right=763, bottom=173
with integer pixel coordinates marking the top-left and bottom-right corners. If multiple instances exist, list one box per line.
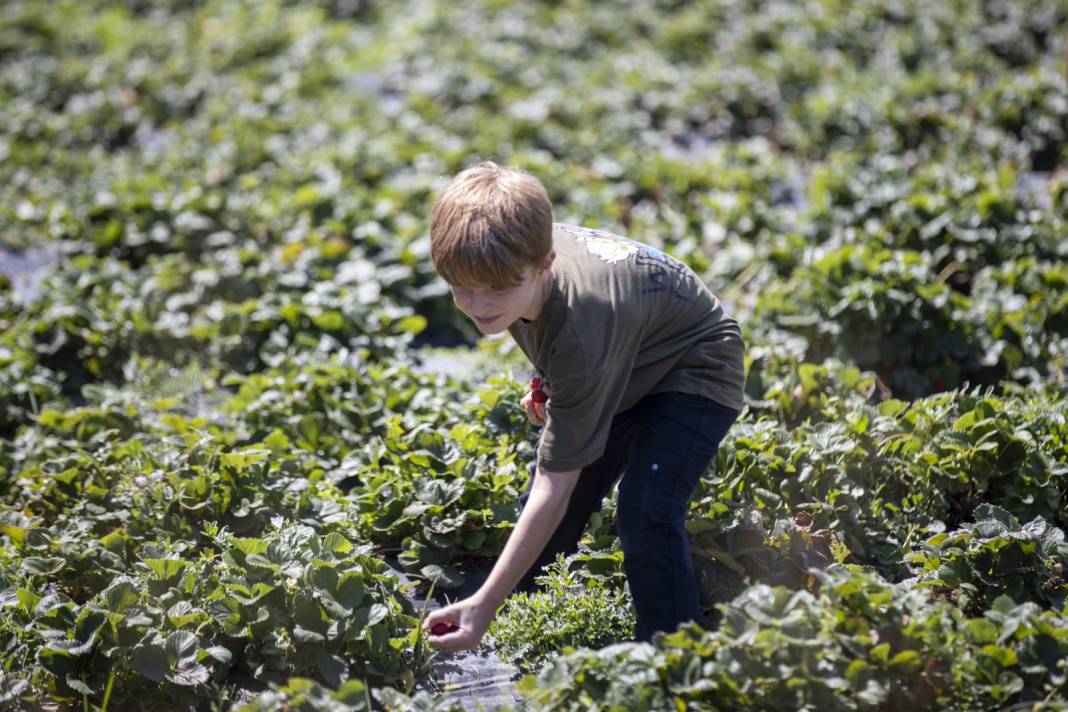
left=423, top=464, right=580, bottom=652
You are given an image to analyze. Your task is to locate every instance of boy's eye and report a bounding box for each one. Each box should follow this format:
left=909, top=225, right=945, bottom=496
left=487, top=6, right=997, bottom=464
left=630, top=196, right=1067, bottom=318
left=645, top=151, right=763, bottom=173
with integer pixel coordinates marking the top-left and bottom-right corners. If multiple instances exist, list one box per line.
left=450, top=283, right=515, bottom=297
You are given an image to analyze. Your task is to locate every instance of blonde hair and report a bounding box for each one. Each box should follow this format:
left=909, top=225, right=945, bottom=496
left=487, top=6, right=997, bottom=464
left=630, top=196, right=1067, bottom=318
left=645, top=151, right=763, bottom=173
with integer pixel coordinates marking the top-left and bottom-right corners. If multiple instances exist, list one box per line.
left=430, top=160, right=554, bottom=288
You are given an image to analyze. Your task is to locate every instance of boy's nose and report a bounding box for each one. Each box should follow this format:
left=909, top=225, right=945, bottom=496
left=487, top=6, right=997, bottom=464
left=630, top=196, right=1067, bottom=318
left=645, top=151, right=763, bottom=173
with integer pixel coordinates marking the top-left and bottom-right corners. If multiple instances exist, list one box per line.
left=468, top=294, right=493, bottom=315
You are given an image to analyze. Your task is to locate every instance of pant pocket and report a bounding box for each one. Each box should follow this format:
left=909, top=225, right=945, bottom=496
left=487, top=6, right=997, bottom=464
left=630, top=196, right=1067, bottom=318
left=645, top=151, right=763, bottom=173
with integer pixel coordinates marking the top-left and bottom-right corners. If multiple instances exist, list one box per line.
left=633, top=402, right=738, bottom=526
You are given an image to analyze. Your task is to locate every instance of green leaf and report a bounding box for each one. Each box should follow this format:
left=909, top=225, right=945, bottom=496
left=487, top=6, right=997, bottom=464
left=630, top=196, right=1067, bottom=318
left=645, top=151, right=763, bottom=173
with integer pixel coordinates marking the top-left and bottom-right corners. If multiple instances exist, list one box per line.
left=294, top=625, right=326, bottom=644
left=0, top=523, right=26, bottom=545
left=104, top=580, right=139, bottom=614
left=227, top=582, right=275, bottom=605
left=966, top=619, right=999, bottom=645
left=50, top=468, right=80, bottom=486
left=888, top=650, right=921, bottom=671
left=313, top=310, right=345, bottom=331
left=336, top=573, right=367, bottom=611
left=142, top=558, right=186, bottom=580
left=397, top=315, right=427, bottom=335
left=322, top=532, right=353, bottom=556
left=231, top=537, right=269, bottom=557
left=318, top=652, right=349, bottom=687
left=163, top=631, right=209, bottom=686
left=165, top=631, right=199, bottom=667
left=366, top=603, right=388, bottom=627
left=35, top=410, right=66, bottom=429
left=333, top=679, right=369, bottom=705
left=980, top=645, right=1018, bottom=668
left=974, top=504, right=1016, bottom=529
left=219, top=449, right=270, bottom=470
left=132, top=642, right=169, bottom=683
left=168, top=663, right=210, bottom=687
left=16, top=589, right=40, bottom=615
left=990, top=595, right=1017, bottom=615
left=869, top=643, right=890, bottom=664
left=20, top=557, right=65, bottom=575
left=298, top=416, right=321, bottom=447
left=420, top=564, right=464, bottom=589
left=204, top=646, right=232, bottom=665
left=263, top=429, right=291, bottom=455
left=845, top=659, right=870, bottom=680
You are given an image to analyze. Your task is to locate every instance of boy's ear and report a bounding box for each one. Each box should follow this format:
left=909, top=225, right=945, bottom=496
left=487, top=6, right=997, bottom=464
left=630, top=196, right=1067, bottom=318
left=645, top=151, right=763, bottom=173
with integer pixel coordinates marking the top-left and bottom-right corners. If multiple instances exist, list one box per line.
left=540, top=249, right=556, bottom=274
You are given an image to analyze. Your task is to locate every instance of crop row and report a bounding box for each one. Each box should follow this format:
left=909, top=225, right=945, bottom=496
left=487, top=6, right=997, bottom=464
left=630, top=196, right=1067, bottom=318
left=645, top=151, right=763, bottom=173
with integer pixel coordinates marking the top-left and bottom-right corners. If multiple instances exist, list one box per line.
left=2, top=354, right=1065, bottom=705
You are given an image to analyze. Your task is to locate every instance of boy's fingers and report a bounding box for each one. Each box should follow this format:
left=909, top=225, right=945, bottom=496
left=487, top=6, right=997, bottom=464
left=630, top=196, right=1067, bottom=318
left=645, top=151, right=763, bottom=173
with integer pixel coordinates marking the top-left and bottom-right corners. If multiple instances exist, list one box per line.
left=423, top=611, right=442, bottom=629
left=430, top=629, right=474, bottom=652
left=521, top=393, right=548, bottom=426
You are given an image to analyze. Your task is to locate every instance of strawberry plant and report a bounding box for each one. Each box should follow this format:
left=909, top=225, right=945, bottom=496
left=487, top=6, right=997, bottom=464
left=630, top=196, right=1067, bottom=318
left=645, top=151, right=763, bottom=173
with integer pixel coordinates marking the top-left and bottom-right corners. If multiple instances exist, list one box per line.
left=2, top=0, right=1068, bottom=705
left=742, top=349, right=884, bottom=426
left=908, top=504, right=1068, bottom=614
left=200, top=525, right=428, bottom=688
left=234, top=677, right=470, bottom=711
left=485, top=553, right=635, bottom=673
left=697, top=386, right=1068, bottom=571
left=687, top=512, right=842, bottom=623
left=517, top=566, right=1068, bottom=711
left=0, top=525, right=432, bottom=706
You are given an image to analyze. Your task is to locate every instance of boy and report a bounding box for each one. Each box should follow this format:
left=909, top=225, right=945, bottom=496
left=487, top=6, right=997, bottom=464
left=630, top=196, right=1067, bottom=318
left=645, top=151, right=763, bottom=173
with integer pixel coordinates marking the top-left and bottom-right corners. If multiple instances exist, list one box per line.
left=423, top=161, right=744, bottom=651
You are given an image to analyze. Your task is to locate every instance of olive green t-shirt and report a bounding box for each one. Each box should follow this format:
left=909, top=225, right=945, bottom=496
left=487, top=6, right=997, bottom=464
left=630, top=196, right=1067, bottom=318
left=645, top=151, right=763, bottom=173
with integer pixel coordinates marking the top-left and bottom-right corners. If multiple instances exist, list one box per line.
left=507, top=223, right=745, bottom=472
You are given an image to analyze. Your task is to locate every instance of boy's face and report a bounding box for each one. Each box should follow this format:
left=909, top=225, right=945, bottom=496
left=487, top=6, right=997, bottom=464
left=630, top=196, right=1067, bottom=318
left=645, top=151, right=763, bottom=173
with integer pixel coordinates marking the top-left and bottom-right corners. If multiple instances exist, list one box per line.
left=448, top=255, right=555, bottom=335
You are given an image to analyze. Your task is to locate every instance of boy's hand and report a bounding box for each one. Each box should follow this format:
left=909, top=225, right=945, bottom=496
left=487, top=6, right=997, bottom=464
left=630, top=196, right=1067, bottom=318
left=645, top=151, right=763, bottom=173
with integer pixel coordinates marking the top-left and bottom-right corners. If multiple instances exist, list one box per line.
left=520, top=391, right=547, bottom=427
left=423, top=596, right=495, bottom=652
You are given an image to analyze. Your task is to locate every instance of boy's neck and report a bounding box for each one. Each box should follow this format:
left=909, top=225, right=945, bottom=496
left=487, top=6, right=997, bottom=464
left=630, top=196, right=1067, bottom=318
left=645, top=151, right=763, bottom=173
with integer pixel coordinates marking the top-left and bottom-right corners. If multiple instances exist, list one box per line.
left=521, top=270, right=555, bottom=323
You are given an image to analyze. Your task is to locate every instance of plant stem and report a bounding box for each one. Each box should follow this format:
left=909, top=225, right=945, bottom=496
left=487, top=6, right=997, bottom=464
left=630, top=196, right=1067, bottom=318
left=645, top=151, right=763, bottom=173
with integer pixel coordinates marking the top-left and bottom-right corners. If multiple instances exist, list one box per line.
left=100, top=669, right=116, bottom=712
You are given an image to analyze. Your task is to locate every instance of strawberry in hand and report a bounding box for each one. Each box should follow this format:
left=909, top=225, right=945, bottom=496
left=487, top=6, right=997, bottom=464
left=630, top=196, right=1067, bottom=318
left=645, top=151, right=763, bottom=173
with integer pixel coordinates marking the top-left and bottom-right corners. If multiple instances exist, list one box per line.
left=530, top=377, right=549, bottom=403
left=431, top=622, right=459, bottom=636
left=523, top=377, right=548, bottom=426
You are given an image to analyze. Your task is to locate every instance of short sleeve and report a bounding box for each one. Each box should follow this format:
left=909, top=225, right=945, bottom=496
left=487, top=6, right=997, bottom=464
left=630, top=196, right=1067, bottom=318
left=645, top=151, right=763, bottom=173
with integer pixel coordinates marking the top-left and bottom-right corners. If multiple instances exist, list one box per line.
left=536, top=349, right=636, bottom=472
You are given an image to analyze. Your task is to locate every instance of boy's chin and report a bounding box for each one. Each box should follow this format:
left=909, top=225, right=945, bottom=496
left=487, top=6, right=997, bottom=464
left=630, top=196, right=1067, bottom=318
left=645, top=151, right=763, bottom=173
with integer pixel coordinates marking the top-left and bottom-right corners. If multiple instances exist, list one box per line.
left=473, top=317, right=513, bottom=334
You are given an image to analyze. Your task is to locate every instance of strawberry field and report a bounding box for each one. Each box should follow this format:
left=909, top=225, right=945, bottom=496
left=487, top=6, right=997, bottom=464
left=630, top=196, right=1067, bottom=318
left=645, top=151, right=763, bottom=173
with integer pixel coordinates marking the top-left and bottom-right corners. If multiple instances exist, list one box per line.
left=1, top=0, right=1067, bottom=709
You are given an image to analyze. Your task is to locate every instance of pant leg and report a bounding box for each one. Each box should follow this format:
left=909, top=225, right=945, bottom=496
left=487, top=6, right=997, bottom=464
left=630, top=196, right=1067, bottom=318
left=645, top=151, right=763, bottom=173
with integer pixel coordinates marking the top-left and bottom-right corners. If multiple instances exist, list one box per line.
left=615, top=392, right=739, bottom=641
left=513, top=404, right=645, bottom=593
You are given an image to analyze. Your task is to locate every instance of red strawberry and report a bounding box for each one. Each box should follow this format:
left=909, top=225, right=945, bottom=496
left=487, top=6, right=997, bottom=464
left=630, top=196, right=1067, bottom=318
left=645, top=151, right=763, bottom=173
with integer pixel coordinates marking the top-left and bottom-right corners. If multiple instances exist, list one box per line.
left=431, top=622, right=459, bottom=636
left=530, top=377, right=548, bottom=403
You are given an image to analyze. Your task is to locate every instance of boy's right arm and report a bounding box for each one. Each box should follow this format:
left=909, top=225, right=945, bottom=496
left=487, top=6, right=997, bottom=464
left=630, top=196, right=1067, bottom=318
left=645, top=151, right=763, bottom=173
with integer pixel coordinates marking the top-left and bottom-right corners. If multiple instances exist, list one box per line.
left=424, top=462, right=579, bottom=651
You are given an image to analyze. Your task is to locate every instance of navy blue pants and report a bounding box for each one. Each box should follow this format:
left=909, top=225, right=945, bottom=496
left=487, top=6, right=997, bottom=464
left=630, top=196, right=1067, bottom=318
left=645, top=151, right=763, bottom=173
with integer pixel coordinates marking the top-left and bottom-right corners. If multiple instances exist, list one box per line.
left=515, top=390, right=740, bottom=641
